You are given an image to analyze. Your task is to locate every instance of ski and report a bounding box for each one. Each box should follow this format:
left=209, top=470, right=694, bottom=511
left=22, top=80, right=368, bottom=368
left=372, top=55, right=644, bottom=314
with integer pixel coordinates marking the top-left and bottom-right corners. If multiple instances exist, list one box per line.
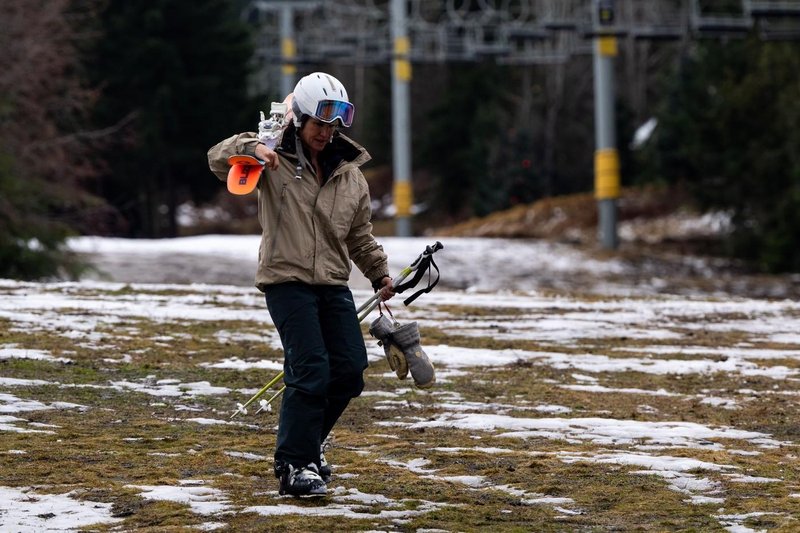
left=226, top=96, right=293, bottom=195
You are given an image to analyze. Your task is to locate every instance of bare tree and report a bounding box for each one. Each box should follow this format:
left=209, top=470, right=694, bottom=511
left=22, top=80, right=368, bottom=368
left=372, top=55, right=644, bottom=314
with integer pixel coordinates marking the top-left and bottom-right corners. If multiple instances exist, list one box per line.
left=0, top=0, right=99, bottom=179
left=1, top=0, right=126, bottom=240
left=0, top=0, right=122, bottom=278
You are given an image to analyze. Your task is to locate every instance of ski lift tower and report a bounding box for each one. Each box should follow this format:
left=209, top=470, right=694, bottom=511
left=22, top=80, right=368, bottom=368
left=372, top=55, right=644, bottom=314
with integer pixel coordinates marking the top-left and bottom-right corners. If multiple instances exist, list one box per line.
left=391, top=0, right=413, bottom=237
left=250, top=1, right=322, bottom=96
left=592, top=0, right=622, bottom=250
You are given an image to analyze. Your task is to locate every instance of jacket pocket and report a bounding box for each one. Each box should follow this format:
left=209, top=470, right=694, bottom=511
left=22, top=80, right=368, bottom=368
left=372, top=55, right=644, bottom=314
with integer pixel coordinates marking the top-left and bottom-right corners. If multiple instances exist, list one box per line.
left=267, top=182, right=289, bottom=264
left=330, top=192, right=359, bottom=240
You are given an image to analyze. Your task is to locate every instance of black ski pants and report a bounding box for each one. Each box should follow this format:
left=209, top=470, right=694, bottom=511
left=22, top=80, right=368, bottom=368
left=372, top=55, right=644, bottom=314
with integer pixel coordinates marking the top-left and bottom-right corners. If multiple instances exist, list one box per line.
left=265, top=282, right=368, bottom=469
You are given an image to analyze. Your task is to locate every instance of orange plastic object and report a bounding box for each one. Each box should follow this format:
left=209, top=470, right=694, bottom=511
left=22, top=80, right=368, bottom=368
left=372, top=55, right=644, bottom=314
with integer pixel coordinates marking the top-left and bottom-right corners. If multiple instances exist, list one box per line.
left=227, top=155, right=265, bottom=195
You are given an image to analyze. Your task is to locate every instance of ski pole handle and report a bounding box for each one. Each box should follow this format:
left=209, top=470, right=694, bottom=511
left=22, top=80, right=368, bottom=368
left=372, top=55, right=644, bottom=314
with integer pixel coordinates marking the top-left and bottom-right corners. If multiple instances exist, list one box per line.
left=356, top=242, right=443, bottom=320
left=356, top=241, right=442, bottom=316
left=409, top=241, right=443, bottom=270
left=357, top=268, right=413, bottom=322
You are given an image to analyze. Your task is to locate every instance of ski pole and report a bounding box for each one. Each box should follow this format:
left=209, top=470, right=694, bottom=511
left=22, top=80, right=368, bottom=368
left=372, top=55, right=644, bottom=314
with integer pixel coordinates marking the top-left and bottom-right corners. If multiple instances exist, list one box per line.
left=230, top=368, right=285, bottom=419
left=355, top=240, right=442, bottom=320
left=356, top=268, right=412, bottom=322
left=232, top=241, right=444, bottom=416
left=230, top=282, right=400, bottom=417
left=254, top=385, right=286, bottom=415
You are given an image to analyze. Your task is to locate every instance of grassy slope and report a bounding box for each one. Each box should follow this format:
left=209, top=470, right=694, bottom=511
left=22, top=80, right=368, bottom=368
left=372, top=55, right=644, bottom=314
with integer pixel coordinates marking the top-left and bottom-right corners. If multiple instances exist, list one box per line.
left=1, top=282, right=800, bottom=531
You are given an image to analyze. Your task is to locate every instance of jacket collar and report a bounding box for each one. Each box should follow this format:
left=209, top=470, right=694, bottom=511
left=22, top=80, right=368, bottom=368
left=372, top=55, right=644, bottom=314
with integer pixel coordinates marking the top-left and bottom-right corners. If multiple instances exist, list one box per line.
left=278, top=123, right=371, bottom=182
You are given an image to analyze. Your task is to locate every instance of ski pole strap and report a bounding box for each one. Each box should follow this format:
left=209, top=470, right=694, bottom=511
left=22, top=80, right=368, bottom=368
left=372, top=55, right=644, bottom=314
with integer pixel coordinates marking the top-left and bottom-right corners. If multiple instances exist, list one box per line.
left=378, top=300, right=397, bottom=324
left=393, top=253, right=440, bottom=306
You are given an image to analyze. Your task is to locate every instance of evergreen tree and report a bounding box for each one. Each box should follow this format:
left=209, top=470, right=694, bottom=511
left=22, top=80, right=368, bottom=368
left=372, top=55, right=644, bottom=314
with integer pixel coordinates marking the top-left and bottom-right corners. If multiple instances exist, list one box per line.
left=487, top=127, right=542, bottom=209
left=0, top=155, right=71, bottom=279
left=640, top=37, right=800, bottom=272
left=419, top=63, right=505, bottom=219
left=89, top=0, right=256, bottom=237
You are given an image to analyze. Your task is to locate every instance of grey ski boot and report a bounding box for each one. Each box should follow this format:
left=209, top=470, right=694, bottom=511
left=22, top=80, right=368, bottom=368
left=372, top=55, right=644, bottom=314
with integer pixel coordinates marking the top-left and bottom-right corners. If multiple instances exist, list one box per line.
left=369, top=315, right=435, bottom=388
left=390, top=321, right=435, bottom=388
left=369, top=314, right=408, bottom=380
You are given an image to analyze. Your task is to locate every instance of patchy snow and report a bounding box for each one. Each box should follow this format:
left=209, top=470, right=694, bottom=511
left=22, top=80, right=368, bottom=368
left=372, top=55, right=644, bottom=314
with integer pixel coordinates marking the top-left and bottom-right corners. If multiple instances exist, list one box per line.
left=244, top=498, right=455, bottom=520
left=0, top=486, right=121, bottom=531
left=66, top=235, right=631, bottom=293
left=0, top=377, right=52, bottom=387
left=126, top=480, right=233, bottom=515
left=560, top=384, right=681, bottom=396
left=201, top=357, right=283, bottom=372
left=0, top=393, right=84, bottom=416
left=559, top=451, right=732, bottom=502
left=0, top=415, right=56, bottom=434
left=2, top=235, right=800, bottom=530
left=715, top=511, right=782, bottom=533
left=0, top=346, right=72, bottom=363
left=225, top=450, right=268, bottom=461
left=420, top=345, right=798, bottom=380
left=382, top=413, right=785, bottom=449
left=110, top=379, right=230, bottom=398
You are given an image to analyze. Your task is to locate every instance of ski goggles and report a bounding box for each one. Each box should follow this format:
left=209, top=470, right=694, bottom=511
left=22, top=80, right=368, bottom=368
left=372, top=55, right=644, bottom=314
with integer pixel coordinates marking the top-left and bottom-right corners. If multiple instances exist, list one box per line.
left=314, top=100, right=355, bottom=127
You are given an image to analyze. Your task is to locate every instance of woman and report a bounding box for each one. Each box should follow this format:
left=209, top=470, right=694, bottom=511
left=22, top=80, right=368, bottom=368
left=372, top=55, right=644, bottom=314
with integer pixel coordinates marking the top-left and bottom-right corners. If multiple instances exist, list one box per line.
left=207, top=72, right=395, bottom=496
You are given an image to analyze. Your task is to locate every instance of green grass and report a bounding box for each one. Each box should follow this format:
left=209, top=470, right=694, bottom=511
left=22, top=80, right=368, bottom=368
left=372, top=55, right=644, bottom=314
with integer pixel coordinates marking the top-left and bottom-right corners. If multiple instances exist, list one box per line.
left=1, top=284, right=800, bottom=531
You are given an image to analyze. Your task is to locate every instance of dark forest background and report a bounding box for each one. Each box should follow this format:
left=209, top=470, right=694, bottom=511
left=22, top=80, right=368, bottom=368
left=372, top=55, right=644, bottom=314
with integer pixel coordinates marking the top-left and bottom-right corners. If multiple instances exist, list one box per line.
left=1, top=0, right=798, bottom=279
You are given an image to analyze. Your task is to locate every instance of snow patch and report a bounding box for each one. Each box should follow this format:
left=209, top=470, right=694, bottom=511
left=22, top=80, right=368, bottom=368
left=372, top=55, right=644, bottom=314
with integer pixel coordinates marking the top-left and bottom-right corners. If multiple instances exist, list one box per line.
left=0, top=486, right=121, bottom=531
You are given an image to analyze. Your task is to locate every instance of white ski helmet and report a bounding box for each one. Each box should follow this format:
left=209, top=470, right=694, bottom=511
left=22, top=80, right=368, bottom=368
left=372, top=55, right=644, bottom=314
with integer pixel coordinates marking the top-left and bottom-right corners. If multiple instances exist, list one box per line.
left=291, top=72, right=354, bottom=128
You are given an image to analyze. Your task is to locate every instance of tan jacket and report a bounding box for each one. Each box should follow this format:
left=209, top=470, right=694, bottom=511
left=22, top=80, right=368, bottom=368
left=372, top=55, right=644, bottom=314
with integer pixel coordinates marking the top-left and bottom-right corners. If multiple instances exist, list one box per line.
left=207, top=129, right=388, bottom=292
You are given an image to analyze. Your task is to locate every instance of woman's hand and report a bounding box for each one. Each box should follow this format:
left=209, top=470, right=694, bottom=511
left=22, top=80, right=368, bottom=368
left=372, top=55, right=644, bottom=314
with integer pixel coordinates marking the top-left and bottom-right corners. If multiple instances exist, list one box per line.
left=377, top=276, right=395, bottom=301
left=254, top=143, right=280, bottom=170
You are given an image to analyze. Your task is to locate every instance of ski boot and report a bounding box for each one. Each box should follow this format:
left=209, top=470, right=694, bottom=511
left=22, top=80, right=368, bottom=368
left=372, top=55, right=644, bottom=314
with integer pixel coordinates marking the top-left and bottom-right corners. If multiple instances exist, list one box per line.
left=319, top=440, right=332, bottom=483
left=369, top=315, right=436, bottom=388
left=277, top=462, right=327, bottom=497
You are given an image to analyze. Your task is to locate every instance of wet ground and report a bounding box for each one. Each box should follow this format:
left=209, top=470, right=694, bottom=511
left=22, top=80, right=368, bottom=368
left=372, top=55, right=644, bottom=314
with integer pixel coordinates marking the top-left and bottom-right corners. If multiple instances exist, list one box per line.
left=74, top=235, right=800, bottom=300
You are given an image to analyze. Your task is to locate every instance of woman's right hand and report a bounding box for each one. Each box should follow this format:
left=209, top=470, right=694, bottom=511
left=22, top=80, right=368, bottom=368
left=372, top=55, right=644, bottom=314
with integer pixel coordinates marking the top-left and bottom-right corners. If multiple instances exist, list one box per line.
left=254, top=143, right=280, bottom=170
